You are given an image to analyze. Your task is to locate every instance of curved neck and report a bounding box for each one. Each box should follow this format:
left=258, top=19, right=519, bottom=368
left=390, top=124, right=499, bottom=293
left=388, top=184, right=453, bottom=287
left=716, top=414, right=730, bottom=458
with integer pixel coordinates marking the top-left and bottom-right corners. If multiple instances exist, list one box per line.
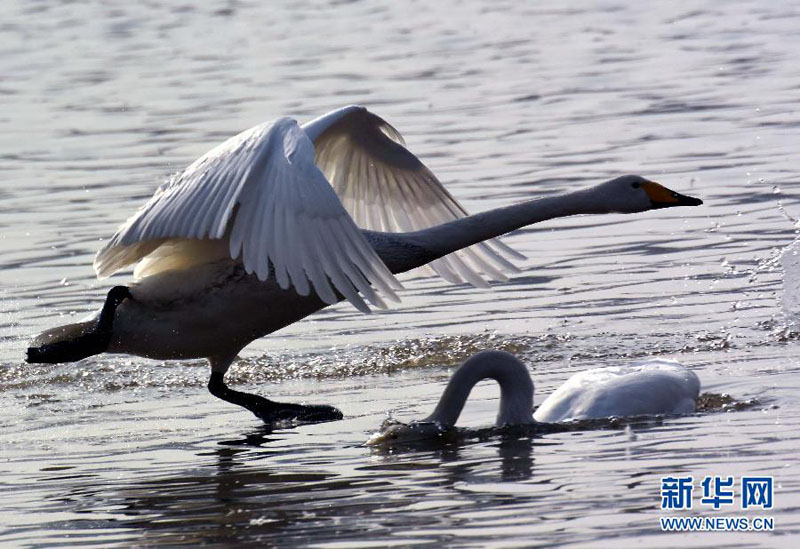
left=424, top=350, right=534, bottom=427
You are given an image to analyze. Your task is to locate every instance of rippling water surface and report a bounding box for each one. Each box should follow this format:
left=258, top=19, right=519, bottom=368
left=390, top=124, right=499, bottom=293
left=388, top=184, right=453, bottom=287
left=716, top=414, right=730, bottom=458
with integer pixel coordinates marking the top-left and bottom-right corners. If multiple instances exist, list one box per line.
left=2, top=1, right=799, bottom=546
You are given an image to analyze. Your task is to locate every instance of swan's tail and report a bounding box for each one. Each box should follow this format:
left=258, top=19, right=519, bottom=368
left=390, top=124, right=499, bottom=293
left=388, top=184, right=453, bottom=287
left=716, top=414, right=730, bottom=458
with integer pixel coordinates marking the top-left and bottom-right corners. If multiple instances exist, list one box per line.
left=26, top=320, right=107, bottom=364
left=26, top=286, right=131, bottom=364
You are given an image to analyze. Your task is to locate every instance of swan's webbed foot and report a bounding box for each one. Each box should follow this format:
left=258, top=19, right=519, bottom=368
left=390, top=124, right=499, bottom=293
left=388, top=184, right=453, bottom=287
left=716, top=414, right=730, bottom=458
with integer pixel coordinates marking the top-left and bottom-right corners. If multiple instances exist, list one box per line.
left=208, top=372, right=343, bottom=425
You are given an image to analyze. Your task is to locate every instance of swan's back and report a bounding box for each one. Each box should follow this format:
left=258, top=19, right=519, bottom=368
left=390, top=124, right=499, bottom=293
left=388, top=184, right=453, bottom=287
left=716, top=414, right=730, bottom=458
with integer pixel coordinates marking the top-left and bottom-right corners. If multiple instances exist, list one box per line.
left=532, top=359, right=700, bottom=423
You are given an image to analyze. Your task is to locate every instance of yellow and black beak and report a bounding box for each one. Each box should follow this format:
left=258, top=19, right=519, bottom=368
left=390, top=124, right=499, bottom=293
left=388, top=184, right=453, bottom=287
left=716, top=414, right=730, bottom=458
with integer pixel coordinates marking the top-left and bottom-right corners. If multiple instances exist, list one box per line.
left=642, top=181, right=703, bottom=209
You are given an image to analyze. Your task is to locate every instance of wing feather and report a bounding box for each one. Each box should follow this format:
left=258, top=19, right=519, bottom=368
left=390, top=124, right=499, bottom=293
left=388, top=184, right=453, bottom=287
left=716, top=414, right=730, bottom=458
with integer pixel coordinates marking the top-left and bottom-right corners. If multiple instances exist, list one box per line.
left=305, top=105, right=524, bottom=287
left=94, top=117, right=401, bottom=311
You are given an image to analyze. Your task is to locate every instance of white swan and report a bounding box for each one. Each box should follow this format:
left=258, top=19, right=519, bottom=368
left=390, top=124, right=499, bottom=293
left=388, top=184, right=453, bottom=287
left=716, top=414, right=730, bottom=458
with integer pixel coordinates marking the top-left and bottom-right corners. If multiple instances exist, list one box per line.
left=532, top=359, right=700, bottom=422
left=26, top=105, right=702, bottom=424
left=368, top=350, right=700, bottom=444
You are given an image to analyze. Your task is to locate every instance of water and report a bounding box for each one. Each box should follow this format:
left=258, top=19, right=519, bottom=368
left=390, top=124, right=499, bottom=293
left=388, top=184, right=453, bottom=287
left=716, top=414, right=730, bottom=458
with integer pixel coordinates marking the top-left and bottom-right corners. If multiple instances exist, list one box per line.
left=2, top=0, right=799, bottom=546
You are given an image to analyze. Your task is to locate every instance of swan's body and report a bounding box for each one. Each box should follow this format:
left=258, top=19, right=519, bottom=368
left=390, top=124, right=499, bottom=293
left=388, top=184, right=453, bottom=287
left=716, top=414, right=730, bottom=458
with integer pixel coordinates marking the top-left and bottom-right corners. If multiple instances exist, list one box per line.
left=368, top=351, right=700, bottom=445
left=27, top=105, right=702, bottom=424
left=532, top=360, right=701, bottom=422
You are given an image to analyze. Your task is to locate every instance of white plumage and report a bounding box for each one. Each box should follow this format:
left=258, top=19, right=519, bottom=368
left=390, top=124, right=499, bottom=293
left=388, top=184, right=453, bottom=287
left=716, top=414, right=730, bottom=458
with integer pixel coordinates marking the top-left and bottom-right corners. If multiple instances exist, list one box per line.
left=532, top=359, right=701, bottom=422
left=308, top=106, right=523, bottom=286
left=368, top=353, right=701, bottom=445
left=94, top=106, right=520, bottom=313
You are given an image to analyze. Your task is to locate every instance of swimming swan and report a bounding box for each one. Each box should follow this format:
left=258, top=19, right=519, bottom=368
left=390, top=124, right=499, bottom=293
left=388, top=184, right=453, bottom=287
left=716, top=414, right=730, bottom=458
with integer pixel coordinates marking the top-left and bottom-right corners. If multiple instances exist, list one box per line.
left=26, top=105, right=702, bottom=424
left=532, top=359, right=700, bottom=422
left=368, top=350, right=700, bottom=444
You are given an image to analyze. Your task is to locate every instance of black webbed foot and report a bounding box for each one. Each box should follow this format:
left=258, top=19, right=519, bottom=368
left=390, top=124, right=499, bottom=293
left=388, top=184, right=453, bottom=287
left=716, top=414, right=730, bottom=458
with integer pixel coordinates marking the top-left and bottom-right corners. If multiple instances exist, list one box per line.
left=263, top=402, right=343, bottom=424
left=208, top=372, right=343, bottom=425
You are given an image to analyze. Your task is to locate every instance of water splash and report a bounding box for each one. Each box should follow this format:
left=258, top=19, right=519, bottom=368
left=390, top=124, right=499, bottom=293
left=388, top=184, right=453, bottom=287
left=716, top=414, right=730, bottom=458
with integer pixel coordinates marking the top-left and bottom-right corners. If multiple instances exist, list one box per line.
left=781, top=239, right=800, bottom=325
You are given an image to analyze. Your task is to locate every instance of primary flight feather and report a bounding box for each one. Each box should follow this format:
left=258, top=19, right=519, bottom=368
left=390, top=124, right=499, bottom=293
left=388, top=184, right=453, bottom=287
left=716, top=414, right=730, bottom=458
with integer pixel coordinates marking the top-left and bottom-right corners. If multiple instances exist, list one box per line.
left=94, top=106, right=521, bottom=313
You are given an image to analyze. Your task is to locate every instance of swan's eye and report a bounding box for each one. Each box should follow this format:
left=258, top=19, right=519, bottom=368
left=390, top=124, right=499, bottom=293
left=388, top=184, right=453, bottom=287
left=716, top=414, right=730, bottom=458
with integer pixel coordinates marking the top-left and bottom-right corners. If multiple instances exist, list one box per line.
left=631, top=182, right=641, bottom=189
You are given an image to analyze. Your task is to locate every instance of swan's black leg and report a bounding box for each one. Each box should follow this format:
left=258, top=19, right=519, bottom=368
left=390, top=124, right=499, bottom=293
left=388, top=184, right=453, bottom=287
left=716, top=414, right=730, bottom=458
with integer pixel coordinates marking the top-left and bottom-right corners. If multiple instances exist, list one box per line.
left=208, top=372, right=343, bottom=425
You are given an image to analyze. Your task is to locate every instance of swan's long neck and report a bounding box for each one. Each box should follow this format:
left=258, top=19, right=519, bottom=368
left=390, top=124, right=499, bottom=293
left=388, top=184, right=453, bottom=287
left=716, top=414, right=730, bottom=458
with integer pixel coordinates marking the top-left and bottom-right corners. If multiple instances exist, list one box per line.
left=417, top=188, right=605, bottom=260
left=373, top=188, right=602, bottom=273
left=424, top=350, right=534, bottom=427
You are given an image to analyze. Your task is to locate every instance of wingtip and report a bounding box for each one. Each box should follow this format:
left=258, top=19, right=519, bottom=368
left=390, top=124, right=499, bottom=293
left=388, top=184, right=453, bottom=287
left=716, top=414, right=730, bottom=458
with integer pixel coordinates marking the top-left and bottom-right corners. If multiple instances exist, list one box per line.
left=387, top=277, right=405, bottom=292
left=384, top=292, right=403, bottom=304
left=92, top=256, right=111, bottom=280
left=508, top=249, right=527, bottom=261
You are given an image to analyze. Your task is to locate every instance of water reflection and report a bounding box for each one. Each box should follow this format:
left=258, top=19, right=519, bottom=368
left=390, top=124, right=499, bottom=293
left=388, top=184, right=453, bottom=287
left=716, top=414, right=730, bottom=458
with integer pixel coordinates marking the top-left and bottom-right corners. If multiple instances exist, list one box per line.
left=81, top=424, right=544, bottom=545
left=496, top=436, right=536, bottom=482
left=217, top=424, right=279, bottom=448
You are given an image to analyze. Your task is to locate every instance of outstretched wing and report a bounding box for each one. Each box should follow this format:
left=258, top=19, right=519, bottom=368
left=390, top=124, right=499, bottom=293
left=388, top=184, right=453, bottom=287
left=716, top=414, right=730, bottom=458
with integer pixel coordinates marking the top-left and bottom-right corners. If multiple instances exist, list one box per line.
left=303, top=105, right=524, bottom=287
left=94, top=118, right=402, bottom=313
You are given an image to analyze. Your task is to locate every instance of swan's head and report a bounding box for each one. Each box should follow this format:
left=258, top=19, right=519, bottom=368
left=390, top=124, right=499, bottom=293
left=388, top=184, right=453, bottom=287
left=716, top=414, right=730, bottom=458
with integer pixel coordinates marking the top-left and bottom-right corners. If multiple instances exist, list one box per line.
left=365, top=420, right=455, bottom=447
left=593, top=175, right=703, bottom=214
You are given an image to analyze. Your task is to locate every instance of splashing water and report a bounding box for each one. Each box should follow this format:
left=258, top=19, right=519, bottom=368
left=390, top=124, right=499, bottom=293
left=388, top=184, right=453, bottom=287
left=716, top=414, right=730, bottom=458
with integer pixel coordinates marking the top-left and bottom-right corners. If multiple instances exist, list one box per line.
left=781, top=240, right=800, bottom=325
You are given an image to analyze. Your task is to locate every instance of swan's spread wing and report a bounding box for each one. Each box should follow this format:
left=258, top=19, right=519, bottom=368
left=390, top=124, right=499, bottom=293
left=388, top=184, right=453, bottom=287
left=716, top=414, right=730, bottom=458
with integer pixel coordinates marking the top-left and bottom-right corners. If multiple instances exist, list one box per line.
left=303, top=105, right=524, bottom=287
left=94, top=118, right=402, bottom=313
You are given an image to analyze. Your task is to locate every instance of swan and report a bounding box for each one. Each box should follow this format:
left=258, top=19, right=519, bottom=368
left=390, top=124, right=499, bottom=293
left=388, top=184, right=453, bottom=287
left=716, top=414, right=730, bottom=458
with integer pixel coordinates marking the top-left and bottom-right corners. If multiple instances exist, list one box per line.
left=531, top=359, right=700, bottom=422
left=25, top=105, right=702, bottom=424
left=367, top=350, right=700, bottom=444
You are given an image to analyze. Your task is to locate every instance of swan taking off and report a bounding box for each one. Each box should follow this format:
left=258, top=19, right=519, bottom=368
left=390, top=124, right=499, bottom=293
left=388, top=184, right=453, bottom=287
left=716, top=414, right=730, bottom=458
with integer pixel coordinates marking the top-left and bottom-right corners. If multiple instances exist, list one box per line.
left=26, top=105, right=702, bottom=425
left=367, top=350, right=700, bottom=445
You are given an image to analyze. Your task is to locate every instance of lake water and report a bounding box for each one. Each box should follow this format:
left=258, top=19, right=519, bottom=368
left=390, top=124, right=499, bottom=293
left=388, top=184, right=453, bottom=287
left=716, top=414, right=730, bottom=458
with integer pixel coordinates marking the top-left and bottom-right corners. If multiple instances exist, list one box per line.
left=2, top=0, right=799, bottom=546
